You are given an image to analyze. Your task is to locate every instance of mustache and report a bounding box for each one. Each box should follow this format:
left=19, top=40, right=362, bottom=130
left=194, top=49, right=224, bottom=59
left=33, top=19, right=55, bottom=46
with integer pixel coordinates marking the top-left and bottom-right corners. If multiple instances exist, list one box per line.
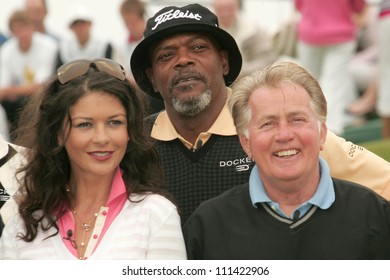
left=169, top=70, right=207, bottom=89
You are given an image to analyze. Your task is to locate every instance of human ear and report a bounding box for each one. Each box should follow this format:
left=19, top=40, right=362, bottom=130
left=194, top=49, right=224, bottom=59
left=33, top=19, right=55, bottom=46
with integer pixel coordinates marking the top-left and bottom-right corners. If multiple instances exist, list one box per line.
left=239, top=134, right=252, bottom=160
left=319, top=122, right=327, bottom=151
left=220, top=50, right=230, bottom=76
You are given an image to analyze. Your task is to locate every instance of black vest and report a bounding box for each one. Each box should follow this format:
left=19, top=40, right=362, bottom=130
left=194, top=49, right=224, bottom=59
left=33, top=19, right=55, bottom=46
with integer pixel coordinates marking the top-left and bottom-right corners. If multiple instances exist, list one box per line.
left=145, top=113, right=254, bottom=223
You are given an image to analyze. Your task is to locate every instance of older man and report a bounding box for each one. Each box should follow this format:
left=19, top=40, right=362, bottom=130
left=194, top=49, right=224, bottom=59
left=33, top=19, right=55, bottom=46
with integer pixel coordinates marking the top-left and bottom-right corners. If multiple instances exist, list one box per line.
left=183, top=62, right=390, bottom=259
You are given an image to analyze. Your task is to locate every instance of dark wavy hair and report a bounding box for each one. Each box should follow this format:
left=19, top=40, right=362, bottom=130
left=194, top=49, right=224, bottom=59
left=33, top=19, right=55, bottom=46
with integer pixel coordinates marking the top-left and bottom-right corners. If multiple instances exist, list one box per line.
left=14, top=68, right=170, bottom=242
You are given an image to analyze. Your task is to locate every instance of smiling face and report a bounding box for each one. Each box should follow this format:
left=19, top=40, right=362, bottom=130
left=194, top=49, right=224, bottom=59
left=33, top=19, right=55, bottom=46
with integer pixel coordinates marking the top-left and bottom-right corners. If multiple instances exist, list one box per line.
left=239, top=84, right=327, bottom=191
left=146, top=33, right=229, bottom=117
left=61, top=91, right=129, bottom=180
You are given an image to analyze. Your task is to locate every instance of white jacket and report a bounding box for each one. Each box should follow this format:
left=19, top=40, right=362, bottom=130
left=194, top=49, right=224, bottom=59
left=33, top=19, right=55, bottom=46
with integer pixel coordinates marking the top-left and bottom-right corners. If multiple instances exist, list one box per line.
left=0, top=194, right=186, bottom=260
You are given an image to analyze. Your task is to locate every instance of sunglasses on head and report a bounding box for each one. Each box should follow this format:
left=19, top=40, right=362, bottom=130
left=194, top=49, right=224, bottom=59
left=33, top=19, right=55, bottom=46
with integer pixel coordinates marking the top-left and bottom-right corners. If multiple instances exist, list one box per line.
left=57, top=58, right=126, bottom=84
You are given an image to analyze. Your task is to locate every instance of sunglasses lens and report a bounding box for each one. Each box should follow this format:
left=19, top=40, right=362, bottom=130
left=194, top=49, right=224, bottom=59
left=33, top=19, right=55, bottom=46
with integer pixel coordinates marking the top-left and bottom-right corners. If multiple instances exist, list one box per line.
left=57, top=59, right=126, bottom=84
left=94, top=59, right=126, bottom=81
left=57, top=60, right=90, bottom=84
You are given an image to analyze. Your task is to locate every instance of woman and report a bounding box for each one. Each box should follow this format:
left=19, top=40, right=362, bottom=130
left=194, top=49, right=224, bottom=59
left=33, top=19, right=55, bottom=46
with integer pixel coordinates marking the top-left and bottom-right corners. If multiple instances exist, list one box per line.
left=0, top=58, right=186, bottom=260
left=294, top=0, right=366, bottom=135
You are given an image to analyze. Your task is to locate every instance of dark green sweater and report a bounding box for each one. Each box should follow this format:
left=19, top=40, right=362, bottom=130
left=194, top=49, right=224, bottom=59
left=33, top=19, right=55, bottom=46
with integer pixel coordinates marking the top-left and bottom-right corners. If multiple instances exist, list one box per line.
left=155, top=134, right=253, bottom=223
left=183, top=178, right=390, bottom=260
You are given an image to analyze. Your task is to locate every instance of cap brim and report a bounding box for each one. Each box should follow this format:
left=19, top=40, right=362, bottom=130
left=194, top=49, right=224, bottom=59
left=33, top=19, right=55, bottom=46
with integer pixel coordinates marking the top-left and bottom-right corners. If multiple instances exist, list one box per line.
left=130, top=24, right=242, bottom=100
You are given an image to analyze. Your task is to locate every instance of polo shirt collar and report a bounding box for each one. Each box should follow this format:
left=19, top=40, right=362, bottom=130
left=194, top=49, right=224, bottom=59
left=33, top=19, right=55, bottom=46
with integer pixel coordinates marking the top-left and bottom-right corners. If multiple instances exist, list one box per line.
left=249, top=157, right=335, bottom=210
left=150, top=87, right=237, bottom=142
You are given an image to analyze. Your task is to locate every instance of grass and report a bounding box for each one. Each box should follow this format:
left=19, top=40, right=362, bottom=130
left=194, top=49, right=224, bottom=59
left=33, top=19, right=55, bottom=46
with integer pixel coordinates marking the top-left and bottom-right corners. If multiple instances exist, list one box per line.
left=360, top=138, right=390, bottom=162
left=342, top=117, right=390, bottom=162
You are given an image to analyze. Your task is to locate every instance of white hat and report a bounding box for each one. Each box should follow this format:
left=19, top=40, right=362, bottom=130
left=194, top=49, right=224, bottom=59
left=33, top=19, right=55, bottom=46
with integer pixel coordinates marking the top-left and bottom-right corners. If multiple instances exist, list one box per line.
left=67, top=5, right=93, bottom=27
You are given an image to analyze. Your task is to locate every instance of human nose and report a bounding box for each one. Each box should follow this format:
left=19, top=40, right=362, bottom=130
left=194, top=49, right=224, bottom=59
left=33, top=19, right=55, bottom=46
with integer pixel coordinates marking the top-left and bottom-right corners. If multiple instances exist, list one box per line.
left=274, top=122, right=294, bottom=142
left=174, top=49, right=194, bottom=69
left=92, top=125, right=110, bottom=144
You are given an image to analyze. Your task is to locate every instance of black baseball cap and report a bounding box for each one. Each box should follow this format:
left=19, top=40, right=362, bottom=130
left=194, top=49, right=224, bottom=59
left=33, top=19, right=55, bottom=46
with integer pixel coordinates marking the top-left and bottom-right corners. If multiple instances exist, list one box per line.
left=130, top=3, right=242, bottom=100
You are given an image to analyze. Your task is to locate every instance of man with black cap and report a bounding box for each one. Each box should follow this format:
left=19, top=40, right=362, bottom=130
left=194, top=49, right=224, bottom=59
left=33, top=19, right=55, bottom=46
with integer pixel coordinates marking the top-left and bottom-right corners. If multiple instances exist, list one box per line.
left=130, top=3, right=390, bottom=223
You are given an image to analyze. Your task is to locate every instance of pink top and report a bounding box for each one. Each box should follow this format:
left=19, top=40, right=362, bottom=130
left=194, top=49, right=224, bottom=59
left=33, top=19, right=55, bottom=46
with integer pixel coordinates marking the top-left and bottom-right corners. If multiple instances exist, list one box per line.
left=295, top=0, right=366, bottom=45
left=58, top=168, right=127, bottom=259
left=380, top=0, right=390, bottom=18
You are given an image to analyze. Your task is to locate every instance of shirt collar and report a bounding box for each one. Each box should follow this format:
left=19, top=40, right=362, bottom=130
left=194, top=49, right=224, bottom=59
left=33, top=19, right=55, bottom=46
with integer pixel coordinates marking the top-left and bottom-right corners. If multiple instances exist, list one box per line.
left=249, top=157, right=335, bottom=210
left=150, top=87, right=237, bottom=143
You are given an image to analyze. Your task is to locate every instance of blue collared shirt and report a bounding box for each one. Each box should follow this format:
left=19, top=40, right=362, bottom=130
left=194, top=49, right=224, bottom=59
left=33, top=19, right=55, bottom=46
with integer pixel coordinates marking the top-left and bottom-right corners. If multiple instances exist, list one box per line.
left=249, top=157, right=335, bottom=219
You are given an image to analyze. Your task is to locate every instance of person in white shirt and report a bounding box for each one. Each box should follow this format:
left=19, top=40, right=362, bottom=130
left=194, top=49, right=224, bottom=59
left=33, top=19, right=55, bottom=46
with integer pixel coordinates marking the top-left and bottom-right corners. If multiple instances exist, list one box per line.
left=212, top=0, right=278, bottom=77
left=0, top=9, right=58, bottom=136
left=56, top=5, right=113, bottom=68
left=115, top=0, right=165, bottom=115
left=25, top=0, right=59, bottom=41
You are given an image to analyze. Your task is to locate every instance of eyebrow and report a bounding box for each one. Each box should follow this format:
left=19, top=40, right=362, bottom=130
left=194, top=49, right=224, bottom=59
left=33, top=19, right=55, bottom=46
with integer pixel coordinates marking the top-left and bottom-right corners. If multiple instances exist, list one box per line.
left=71, top=113, right=127, bottom=120
left=154, top=34, right=212, bottom=52
left=259, top=110, right=309, bottom=120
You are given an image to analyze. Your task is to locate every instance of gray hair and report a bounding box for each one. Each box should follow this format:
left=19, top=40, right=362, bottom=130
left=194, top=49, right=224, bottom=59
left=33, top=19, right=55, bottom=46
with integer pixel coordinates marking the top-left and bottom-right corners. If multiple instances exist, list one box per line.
left=229, top=61, right=327, bottom=137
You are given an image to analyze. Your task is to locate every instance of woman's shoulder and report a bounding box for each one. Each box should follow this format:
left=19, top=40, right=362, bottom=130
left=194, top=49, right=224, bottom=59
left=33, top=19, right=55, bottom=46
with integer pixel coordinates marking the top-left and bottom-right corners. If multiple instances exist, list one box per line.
left=124, top=193, right=181, bottom=228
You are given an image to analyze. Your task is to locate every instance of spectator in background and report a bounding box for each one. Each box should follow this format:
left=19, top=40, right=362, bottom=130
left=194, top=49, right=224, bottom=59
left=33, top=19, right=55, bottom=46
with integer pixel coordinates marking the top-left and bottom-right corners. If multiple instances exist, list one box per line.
left=56, top=5, right=113, bottom=68
left=116, top=0, right=164, bottom=115
left=116, top=0, right=147, bottom=75
left=212, top=0, right=278, bottom=78
left=294, top=0, right=367, bottom=135
left=183, top=62, right=390, bottom=260
left=348, top=2, right=379, bottom=117
left=0, top=9, right=58, bottom=137
left=117, top=0, right=164, bottom=114
left=25, top=0, right=59, bottom=41
left=345, top=0, right=390, bottom=139
left=0, top=33, right=7, bottom=46
left=376, top=0, right=390, bottom=138
left=0, top=33, right=9, bottom=140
